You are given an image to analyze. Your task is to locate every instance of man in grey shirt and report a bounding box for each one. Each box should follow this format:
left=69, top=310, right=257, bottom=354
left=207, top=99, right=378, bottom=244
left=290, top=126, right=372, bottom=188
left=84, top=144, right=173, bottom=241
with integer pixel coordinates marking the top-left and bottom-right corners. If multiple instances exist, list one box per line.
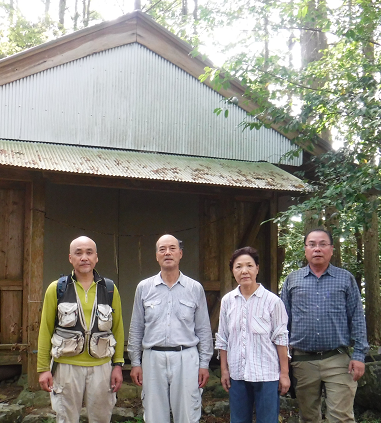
left=128, top=234, right=213, bottom=423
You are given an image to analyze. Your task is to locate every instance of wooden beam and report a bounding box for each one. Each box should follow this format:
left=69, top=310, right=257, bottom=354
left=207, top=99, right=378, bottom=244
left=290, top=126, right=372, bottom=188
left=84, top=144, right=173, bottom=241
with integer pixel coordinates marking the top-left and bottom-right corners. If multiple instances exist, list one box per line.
left=209, top=297, right=221, bottom=334
left=219, top=197, right=236, bottom=297
left=27, top=180, right=45, bottom=390
left=45, top=171, right=274, bottom=198
left=203, top=281, right=220, bottom=291
left=0, top=344, right=28, bottom=349
left=0, top=279, right=22, bottom=288
left=0, top=350, right=24, bottom=366
left=238, top=202, right=269, bottom=248
left=22, top=182, right=32, bottom=374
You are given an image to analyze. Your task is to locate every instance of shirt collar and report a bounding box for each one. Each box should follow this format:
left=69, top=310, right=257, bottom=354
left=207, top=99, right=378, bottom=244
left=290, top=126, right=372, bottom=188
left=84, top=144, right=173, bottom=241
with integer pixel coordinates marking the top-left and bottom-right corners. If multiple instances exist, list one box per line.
left=304, top=263, right=335, bottom=277
left=154, top=271, right=184, bottom=286
left=233, top=283, right=264, bottom=299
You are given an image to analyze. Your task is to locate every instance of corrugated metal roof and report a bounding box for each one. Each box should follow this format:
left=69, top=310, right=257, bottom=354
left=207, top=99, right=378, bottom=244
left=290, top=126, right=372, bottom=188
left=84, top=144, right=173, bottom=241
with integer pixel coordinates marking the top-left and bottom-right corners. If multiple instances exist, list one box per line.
left=0, top=44, right=302, bottom=166
left=0, top=139, right=307, bottom=192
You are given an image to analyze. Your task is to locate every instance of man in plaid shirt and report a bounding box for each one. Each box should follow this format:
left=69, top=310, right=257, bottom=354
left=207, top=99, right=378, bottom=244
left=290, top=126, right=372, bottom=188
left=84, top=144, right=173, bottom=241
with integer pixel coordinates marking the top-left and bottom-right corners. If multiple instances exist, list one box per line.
left=281, top=228, right=368, bottom=423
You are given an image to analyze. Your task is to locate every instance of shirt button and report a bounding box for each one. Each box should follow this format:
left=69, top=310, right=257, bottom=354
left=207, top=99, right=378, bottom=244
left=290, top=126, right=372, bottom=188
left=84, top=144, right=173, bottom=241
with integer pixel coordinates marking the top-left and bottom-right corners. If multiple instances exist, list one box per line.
left=317, top=333, right=320, bottom=335
left=317, top=318, right=319, bottom=321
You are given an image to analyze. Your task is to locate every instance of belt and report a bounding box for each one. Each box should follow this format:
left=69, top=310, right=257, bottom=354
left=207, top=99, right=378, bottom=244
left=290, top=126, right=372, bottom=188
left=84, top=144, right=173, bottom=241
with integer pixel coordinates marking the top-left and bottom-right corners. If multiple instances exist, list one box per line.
left=151, top=346, right=191, bottom=352
left=292, top=348, right=345, bottom=362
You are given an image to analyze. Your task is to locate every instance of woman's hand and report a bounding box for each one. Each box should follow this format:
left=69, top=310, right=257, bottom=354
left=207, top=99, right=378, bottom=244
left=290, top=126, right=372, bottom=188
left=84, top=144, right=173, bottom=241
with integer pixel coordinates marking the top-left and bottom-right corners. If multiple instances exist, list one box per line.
left=278, top=373, right=290, bottom=395
left=221, top=368, right=231, bottom=393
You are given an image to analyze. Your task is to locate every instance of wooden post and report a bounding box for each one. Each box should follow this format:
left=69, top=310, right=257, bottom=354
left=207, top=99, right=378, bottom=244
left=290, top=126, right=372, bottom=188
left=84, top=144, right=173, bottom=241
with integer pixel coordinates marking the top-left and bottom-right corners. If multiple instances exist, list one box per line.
left=27, top=180, right=45, bottom=390
left=219, top=197, right=236, bottom=297
left=269, top=194, right=278, bottom=294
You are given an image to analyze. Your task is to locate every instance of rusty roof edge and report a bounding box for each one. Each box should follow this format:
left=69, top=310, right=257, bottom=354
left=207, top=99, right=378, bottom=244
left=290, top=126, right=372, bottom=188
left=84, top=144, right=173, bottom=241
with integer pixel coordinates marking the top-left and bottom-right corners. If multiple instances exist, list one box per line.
left=0, top=139, right=310, bottom=192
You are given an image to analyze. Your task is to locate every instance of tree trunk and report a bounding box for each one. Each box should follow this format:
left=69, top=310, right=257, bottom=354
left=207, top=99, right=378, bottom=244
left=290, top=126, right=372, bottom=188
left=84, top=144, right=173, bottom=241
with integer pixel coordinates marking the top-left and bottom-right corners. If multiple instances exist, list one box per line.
left=59, top=0, right=66, bottom=26
left=73, top=0, right=79, bottom=30
left=363, top=196, right=381, bottom=345
left=325, top=206, right=341, bottom=267
left=44, top=0, right=51, bottom=22
left=82, top=0, right=91, bottom=27
left=300, top=0, right=331, bottom=143
left=355, top=230, right=363, bottom=293
left=300, top=0, right=328, bottom=67
left=9, top=0, right=14, bottom=25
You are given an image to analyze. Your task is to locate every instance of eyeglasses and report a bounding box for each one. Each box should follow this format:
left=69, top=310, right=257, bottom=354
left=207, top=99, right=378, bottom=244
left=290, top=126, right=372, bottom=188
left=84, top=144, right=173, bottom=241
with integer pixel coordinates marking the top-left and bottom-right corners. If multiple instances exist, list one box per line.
left=305, top=242, right=332, bottom=249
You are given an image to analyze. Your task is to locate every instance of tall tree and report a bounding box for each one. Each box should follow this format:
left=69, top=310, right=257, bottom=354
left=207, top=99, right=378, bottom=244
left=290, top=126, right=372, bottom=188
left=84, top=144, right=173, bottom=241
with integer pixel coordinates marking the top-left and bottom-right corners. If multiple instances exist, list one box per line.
left=59, top=0, right=66, bottom=26
left=199, top=0, right=381, bottom=343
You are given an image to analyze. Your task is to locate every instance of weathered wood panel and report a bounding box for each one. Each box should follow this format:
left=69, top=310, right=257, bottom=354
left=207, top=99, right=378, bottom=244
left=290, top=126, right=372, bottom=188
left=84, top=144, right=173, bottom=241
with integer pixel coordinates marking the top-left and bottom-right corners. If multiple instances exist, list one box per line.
left=0, top=290, right=22, bottom=344
left=27, top=180, right=46, bottom=390
left=0, top=186, right=25, bottom=345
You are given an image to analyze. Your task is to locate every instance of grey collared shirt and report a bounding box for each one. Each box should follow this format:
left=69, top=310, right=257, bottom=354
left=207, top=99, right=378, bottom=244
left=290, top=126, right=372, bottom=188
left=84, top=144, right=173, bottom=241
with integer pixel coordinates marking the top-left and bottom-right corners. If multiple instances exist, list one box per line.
left=127, top=272, right=213, bottom=368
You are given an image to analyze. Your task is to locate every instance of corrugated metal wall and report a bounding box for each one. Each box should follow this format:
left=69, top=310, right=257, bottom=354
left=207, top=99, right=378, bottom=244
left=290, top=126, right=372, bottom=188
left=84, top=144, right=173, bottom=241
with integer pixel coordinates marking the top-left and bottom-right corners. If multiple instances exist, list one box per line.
left=0, top=43, right=301, bottom=166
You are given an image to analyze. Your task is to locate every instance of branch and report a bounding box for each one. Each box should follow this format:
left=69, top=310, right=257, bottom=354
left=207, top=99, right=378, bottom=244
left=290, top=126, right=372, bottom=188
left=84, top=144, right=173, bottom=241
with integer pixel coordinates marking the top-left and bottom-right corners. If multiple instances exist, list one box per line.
left=280, top=26, right=381, bottom=47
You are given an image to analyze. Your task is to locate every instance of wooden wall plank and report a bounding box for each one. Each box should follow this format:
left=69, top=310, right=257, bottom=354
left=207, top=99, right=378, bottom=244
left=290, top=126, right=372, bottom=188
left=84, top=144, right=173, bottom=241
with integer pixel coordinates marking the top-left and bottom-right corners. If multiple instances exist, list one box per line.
left=5, top=189, right=25, bottom=279
left=22, top=183, right=32, bottom=350
left=238, top=202, right=269, bottom=248
left=219, top=197, right=237, bottom=297
left=0, top=190, right=9, bottom=280
left=0, top=290, right=22, bottom=344
left=27, top=180, right=45, bottom=390
left=0, top=350, right=23, bottom=366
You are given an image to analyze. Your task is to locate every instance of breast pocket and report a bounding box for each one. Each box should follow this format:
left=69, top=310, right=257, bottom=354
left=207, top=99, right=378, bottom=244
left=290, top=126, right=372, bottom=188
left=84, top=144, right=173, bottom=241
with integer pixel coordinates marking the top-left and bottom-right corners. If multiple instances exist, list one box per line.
left=179, top=299, right=196, bottom=321
left=143, top=299, right=162, bottom=323
left=250, top=316, right=271, bottom=335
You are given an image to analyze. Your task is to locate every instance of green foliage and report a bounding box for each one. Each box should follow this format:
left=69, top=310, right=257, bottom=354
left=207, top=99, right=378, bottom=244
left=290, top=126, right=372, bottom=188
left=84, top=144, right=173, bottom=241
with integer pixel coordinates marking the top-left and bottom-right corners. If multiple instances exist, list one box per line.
left=278, top=218, right=305, bottom=284
left=0, top=6, right=59, bottom=58
left=198, top=0, right=381, bottom=237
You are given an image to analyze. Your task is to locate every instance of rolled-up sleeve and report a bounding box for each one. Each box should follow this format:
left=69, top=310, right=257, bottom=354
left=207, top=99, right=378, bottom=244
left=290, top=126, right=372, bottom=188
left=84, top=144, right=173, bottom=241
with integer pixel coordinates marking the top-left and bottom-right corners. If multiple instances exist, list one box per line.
left=195, top=285, right=213, bottom=368
left=270, top=299, right=289, bottom=346
left=127, top=284, right=145, bottom=367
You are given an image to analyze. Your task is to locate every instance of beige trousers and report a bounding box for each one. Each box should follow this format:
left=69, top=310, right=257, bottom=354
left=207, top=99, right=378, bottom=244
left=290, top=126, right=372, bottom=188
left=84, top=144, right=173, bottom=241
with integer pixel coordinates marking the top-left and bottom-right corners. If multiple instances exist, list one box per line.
left=291, top=352, right=357, bottom=423
left=51, top=362, right=116, bottom=423
left=141, top=347, right=203, bottom=423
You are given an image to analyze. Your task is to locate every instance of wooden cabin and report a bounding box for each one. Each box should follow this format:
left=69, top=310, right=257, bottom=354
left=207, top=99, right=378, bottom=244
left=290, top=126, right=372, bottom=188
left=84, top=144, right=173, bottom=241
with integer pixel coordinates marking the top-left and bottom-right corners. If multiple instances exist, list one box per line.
left=0, top=11, right=328, bottom=387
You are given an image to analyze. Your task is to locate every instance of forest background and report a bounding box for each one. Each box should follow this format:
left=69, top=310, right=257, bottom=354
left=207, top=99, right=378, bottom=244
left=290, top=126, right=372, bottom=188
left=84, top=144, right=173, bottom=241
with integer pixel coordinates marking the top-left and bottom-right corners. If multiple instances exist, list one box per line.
left=1, top=0, right=380, bottom=347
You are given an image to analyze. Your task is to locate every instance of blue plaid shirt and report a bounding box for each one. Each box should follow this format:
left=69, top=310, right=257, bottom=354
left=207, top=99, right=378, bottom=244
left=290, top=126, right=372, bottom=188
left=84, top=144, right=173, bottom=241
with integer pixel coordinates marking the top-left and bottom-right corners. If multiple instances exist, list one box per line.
left=281, top=264, right=368, bottom=362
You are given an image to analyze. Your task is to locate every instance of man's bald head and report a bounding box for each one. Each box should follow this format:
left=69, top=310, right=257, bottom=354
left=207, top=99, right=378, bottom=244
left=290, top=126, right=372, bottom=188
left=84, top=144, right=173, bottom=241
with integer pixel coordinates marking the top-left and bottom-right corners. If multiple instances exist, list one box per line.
left=156, top=234, right=183, bottom=271
left=69, top=236, right=98, bottom=278
left=70, top=236, right=97, bottom=254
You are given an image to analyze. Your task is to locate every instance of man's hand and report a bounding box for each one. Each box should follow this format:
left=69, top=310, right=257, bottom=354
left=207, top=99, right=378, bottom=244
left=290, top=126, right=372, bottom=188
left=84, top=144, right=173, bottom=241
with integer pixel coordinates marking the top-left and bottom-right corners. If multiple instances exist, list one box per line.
left=278, top=373, right=291, bottom=395
left=348, top=360, right=365, bottom=381
left=39, top=371, right=53, bottom=392
left=198, top=368, right=209, bottom=388
left=220, top=369, right=231, bottom=393
left=110, top=366, right=123, bottom=393
left=130, top=366, right=143, bottom=386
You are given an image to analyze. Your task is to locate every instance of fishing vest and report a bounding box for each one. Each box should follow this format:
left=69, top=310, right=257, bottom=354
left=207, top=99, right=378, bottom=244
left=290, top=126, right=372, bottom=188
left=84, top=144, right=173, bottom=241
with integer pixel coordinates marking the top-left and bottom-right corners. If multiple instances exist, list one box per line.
left=51, top=271, right=116, bottom=360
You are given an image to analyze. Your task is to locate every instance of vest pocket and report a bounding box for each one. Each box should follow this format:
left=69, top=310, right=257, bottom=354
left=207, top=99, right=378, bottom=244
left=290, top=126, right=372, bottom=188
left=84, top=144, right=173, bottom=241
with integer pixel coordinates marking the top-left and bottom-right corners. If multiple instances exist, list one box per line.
left=97, top=304, right=113, bottom=331
left=89, top=332, right=117, bottom=359
left=51, top=328, right=85, bottom=358
left=57, top=302, right=78, bottom=327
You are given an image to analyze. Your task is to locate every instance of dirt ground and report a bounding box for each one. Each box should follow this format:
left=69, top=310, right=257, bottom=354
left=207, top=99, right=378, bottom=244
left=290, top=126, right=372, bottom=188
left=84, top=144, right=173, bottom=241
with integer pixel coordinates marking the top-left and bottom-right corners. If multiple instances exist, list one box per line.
left=1, top=379, right=379, bottom=423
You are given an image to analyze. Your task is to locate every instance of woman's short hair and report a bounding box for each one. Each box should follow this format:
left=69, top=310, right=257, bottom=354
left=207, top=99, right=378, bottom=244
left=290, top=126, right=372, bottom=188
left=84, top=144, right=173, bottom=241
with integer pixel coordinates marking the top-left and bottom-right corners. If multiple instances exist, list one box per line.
left=229, top=246, right=259, bottom=271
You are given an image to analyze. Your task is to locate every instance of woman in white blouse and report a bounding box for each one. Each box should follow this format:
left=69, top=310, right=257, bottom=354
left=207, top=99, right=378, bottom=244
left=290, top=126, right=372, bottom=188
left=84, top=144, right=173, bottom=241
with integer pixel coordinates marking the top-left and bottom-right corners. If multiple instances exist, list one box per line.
left=215, top=246, right=290, bottom=423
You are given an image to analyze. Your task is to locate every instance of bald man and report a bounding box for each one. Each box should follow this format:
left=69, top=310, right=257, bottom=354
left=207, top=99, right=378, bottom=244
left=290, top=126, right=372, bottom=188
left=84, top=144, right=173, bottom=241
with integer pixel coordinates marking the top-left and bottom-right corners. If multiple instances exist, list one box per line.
left=37, top=236, right=124, bottom=423
left=128, top=234, right=213, bottom=423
